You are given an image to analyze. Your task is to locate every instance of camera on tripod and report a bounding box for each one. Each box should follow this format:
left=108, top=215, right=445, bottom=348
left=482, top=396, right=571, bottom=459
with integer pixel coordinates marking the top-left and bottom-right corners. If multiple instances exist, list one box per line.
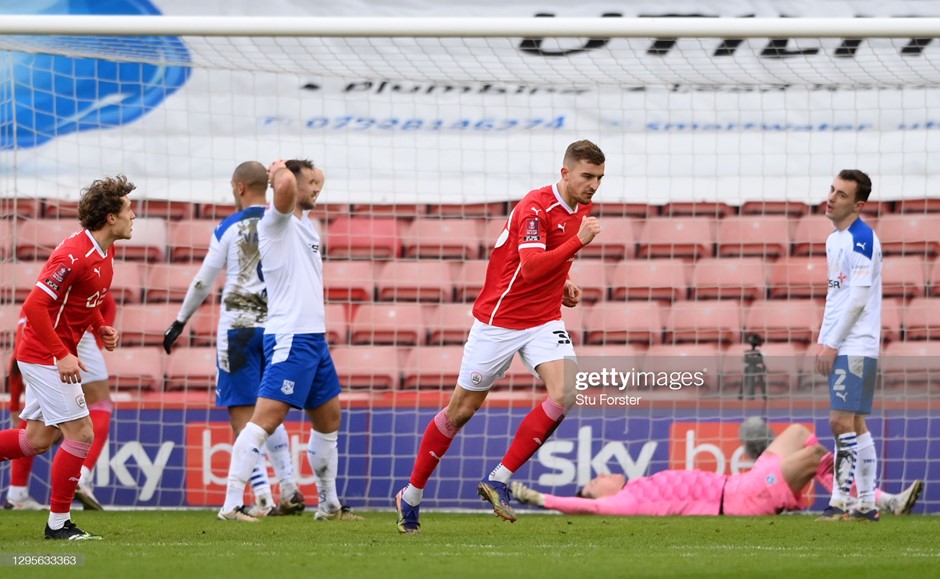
left=740, top=333, right=768, bottom=400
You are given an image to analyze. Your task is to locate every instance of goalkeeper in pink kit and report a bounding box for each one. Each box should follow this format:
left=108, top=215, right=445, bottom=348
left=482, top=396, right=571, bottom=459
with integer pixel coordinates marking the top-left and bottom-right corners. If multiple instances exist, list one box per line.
left=512, top=423, right=922, bottom=517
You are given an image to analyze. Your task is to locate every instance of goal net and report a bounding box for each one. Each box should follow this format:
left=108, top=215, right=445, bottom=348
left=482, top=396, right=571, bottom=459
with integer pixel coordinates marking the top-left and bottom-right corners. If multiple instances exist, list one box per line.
left=1, top=11, right=938, bottom=513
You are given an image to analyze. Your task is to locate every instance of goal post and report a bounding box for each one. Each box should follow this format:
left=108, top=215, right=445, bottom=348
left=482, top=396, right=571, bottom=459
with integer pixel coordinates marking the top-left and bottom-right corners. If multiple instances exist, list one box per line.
left=0, top=14, right=938, bottom=513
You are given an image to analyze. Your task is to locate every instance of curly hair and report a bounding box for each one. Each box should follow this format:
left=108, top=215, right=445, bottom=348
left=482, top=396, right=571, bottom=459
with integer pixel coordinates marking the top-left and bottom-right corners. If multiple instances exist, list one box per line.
left=78, top=175, right=135, bottom=231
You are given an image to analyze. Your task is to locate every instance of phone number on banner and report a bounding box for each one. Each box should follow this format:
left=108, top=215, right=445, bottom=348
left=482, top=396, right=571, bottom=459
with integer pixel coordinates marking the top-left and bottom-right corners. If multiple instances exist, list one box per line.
left=263, top=116, right=566, bottom=131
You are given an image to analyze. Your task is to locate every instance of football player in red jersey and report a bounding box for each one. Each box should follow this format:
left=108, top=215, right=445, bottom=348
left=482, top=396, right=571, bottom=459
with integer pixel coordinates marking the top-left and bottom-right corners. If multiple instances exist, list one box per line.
left=395, top=140, right=605, bottom=533
left=0, top=175, right=134, bottom=540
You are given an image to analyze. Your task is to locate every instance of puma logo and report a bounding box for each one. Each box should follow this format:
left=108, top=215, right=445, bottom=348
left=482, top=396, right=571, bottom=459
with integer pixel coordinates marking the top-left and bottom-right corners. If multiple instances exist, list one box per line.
left=856, top=242, right=867, bottom=250
left=530, top=207, right=542, bottom=216
left=533, top=437, right=543, bottom=445
left=68, top=254, right=78, bottom=264
left=429, top=451, right=442, bottom=461
left=557, top=223, right=566, bottom=232
left=93, top=267, right=101, bottom=277
left=835, top=392, right=848, bottom=402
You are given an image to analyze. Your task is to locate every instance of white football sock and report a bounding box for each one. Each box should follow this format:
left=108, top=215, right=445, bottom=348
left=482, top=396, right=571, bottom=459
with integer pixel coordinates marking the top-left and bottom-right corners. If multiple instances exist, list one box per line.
left=307, top=429, right=339, bottom=512
left=223, top=422, right=270, bottom=512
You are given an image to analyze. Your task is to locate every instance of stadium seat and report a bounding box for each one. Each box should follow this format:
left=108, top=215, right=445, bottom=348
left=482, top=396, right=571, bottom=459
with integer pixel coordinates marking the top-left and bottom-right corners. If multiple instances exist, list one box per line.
left=744, top=299, right=820, bottom=344
left=929, top=258, right=940, bottom=298
left=402, top=346, right=464, bottom=389
left=189, top=304, right=220, bottom=347
left=896, top=199, right=940, bottom=214
left=584, top=302, right=663, bottom=346
left=325, top=217, right=401, bottom=259
left=0, top=349, right=9, bottom=386
left=0, top=197, right=41, bottom=219
left=608, top=259, right=689, bottom=302
left=481, top=218, right=508, bottom=258
left=491, top=355, right=540, bottom=391
left=814, top=200, right=891, bottom=217
left=903, top=297, right=940, bottom=341
left=791, top=215, right=833, bottom=257
left=644, top=343, right=723, bottom=391
left=662, top=202, right=733, bottom=217
left=690, top=258, right=767, bottom=301
left=145, top=263, right=221, bottom=303
left=637, top=217, right=715, bottom=259
left=876, top=214, right=940, bottom=257
left=323, top=260, right=375, bottom=302
left=881, top=298, right=903, bottom=343
left=110, top=261, right=145, bottom=304
left=325, top=303, right=348, bottom=345
left=881, top=256, right=927, bottom=299
left=349, top=303, right=425, bottom=346
left=14, top=219, right=83, bottom=260
left=375, top=262, right=453, bottom=302
left=720, top=342, right=809, bottom=396
left=577, top=218, right=637, bottom=260
left=426, top=202, right=507, bottom=219
left=401, top=218, right=482, bottom=260
left=715, top=216, right=790, bottom=259
left=197, top=203, right=238, bottom=220
left=664, top=301, right=742, bottom=344
left=329, top=346, right=400, bottom=390
left=0, top=303, right=22, bottom=347
left=118, top=303, right=188, bottom=347
left=351, top=203, right=425, bottom=218
left=567, top=260, right=611, bottom=303
left=880, top=341, right=940, bottom=392
left=307, top=203, right=350, bottom=223
left=424, top=303, right=475, bottom=345
left=591, top=202, right=659, bottom=218
left=560, top=304, right=586, bottom=346
left=167, top=220, right=217, bottom=262
left=136, top=200, right=195, bottom=220
left=768, top=257, right=827, bottom=299
left=165, top=347, right=218, bottom=391
left=451, top=260, right=488, bottom=302
left=0, top=261, right=45, bottom=303
left=739, top=200, right=809, bottom=217
left=0, top=219, right=12, bottom=259
left=102, top=347, right=165, bottom=392
left=41, top=199, right=81, bottom=219
left=113, top=218, right=168, bottom=262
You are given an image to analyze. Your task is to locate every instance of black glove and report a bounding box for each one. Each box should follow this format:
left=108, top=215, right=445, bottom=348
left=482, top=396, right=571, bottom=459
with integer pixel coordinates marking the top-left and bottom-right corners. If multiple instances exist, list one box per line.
left=163, top=321, right=186, bottom=355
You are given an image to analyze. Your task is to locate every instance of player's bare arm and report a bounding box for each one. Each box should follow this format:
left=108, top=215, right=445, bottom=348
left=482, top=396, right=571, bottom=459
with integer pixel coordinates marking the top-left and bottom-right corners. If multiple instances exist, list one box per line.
left=268, top=160, right=297, bottom=214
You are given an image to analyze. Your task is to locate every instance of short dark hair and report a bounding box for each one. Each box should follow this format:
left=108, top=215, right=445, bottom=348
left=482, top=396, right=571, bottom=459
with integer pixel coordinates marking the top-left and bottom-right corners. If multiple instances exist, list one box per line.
left=564, top=140, right=605, bottom=167
left=285, top=158, right=315, bottom=176
left=838, top=169, right=872, bottom=202
left=78, top=175, right=135, bottom=231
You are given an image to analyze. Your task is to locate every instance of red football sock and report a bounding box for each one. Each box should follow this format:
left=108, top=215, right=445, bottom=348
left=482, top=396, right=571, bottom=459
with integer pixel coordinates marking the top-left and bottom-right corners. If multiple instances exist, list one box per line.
left=409, top=410, right=460, bottom=489
left=50, top=440, right=91, bottom=514
left=84, top=403, right=113, bottom=471
left=10, top=420, right=34, bottom=485
left=500, top=398, right=565, bottom=473
left=0, top=428, right=39, bottom=462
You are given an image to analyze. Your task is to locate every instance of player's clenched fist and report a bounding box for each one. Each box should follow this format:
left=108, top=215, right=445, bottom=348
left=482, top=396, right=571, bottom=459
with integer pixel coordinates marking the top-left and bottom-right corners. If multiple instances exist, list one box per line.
left=577, top=216, right=601, bottom=245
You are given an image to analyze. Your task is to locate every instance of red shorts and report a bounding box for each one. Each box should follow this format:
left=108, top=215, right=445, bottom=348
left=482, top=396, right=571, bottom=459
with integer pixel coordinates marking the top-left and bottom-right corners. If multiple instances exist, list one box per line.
left=722, top=453, right=804, bottom=515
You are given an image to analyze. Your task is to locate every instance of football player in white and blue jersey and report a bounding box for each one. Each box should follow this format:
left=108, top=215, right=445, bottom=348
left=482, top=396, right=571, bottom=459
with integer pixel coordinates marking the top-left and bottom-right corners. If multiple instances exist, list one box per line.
left=164, top=161, right=303, bottom=517
left=814, top=169, right=883, bottom=522
left=218, top=159, right=360, bottom=522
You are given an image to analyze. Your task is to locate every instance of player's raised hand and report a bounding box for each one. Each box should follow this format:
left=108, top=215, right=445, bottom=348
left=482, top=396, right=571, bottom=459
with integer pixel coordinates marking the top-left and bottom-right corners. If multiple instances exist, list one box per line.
left=267, top=159, right=288, bottom=185
left=510, top=481, right=545, bottom=507
left=56, top=353, right=87, bottom=385
left=98, top=325, right=120, bottom=351
left=577, top=216, right=601, bottom=245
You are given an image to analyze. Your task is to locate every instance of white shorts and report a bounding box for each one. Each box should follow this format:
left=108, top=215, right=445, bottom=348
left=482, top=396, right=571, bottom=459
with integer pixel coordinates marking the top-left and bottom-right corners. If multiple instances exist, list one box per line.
left=457, top=319, right=577, bottom=391
left=17, top=362, right=89, bottom=426
left=77, top=331, right=109, bottom=383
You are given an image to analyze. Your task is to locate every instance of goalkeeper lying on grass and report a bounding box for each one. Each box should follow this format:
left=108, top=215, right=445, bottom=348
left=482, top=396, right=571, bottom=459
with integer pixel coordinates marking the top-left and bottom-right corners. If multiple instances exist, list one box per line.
left=511, top=421, right=922, bottom=518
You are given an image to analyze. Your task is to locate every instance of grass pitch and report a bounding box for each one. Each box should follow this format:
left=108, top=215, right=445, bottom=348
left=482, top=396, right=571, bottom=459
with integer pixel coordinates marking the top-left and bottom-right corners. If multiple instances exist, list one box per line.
left=0, top=510, right=936, bottom=578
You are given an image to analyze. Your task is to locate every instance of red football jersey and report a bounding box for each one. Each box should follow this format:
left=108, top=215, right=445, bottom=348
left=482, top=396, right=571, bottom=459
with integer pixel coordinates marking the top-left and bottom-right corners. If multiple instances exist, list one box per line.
left=17, top=229, right=114, bottom=365
left=473, top=184, right=591, bottom=329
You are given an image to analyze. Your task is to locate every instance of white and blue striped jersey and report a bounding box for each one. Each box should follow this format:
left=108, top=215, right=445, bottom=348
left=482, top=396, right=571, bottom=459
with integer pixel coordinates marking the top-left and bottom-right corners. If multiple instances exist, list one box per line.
left=819, top=218, right=882, bottom=358
left=257, top=207, right=326, bottom=335
left=201, top=206, right=268, bottom=333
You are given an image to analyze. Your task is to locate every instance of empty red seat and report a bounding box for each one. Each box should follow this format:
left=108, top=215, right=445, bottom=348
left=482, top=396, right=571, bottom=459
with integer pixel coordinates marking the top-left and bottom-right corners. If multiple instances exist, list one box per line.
left=425, top=303, right=475, bottom=345
left=577, top=218, right=637, bottom=260
left=744, top=299, right=820, bottom=343
left=329, top=346, right=400, bottom=390
left=690, top=258, right=766, bottom=301
left=584, top=302, right=663, bottom=346
left=114, top=218, right=167, bottom=263
left=880, top=341, right=940, bottom=391
left=118, top=303, right=188, bottom=348
left=351, top=204, right=424, bottom=217
left=165, top=346, right=218, bottom=391
left=426, top=202, right=506, bottom=218
left=349, top=303, right=425, bottom=346
left=609, top=259, right=688, bottom=302
left=481, top=219, right=509, bottom=258
left=591, top=202, right=658, bottom=218
left=768, top=257, right=827, bottom=299
left=323, top=260, right=375, bottom=302
left=324, top=303, right=348, bottom=345
left=167, top=220, right=216, bottom=262
left=0, top=220, right=12, bottom=259
left=882, top=298, right=903, bottom=343
left=376, top=262, right=452, bottom=302
left=559, top=305, right=586, bottom=346
left=896, top=199, right=940, bottom=214
left=0, top=262, right=45, bottom=303
left=402, top=346, right=463, bottom=389
left=903, top=297, right=940, bottom=341
left=566, top=260, right=611, bottom=303
left=644, top=343, right=723, bottom=391
left=0, top=197, right=41, bottom=219
left=716, top=216, right=790, bottom=259
left=815, top=200, right=891, bottom=217
left=110, top=261, right=145, bottom=304
left=876, top=214, right=940, bottom=257
left=401, top=218, right=482, bottom=260
left=664, top=301, right=742, bottom=344
left=451, top=260, right=488, bottom=302
left=14, top=219, right=83, bottom=260
left=637, top=217, right=715, bottom=259
left=491, top=355, right=540, bottom=391
left=307, top=203, right=350, bottom=223
left=791, top=215, right=833, bottom=257
left=145, top=263, right=220, bottom=303
left=662, top=202, right=733, bottom=217
left=739, top=201, right=809, bottom=217
left=929, top=258, right=940, bottom=298
left=326, top=217, right=400, bottom=259
left=197, top=203, right=238, bottom=221
left=0, top=304, right=22, bottom=347
left=136, top=200, right=195, bottom=220
left=103, top=347, right=165, bottom=392
left=881, top=256, right=927, bottom=299
left=42, top=199, right=81, bottom=219
left=0, top=349, right=10, bottom=385
left=189, top=305, right=220, bottom=347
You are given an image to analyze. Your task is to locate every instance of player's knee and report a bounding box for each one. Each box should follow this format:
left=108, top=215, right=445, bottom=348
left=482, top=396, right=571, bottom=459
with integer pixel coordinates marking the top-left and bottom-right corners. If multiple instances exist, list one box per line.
left=829, top=415, right=854, bottom=435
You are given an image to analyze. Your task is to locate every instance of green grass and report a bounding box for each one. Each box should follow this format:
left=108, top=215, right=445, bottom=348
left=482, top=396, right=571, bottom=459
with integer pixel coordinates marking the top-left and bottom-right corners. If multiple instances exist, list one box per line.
left=0, top=510, right=937, bottom=578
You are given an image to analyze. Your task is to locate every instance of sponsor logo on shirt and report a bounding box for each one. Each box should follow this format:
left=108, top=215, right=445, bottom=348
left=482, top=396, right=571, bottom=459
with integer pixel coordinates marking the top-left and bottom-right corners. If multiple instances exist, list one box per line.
left=52, top=265, right=70, bottom=283
left=524, top=217, right=541, bottom=241
left=43, top=278, right=60, bottom=292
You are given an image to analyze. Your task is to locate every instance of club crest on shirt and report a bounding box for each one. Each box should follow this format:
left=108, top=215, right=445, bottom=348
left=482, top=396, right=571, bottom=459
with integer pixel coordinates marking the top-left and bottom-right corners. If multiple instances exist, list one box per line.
left=281, top=379, right=295, bottom=395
